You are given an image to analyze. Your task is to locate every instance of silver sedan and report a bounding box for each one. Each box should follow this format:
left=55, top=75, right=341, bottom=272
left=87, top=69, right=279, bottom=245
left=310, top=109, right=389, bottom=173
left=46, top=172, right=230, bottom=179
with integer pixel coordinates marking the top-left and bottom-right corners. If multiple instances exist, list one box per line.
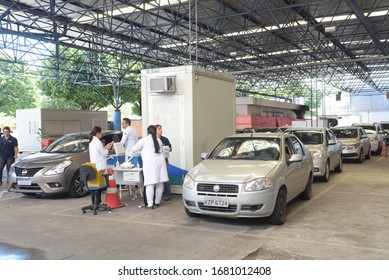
left=285, top=127, right=343, bottom=182
left=182, top=133, right=314, bottom=225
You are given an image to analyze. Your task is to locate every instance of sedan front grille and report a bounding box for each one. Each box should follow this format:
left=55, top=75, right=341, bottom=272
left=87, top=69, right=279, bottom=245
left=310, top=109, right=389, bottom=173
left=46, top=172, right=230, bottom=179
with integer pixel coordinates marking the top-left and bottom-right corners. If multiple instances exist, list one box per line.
left=197, top=183, right=239, bottom=193
left=15, top=167, right=44, bottom=177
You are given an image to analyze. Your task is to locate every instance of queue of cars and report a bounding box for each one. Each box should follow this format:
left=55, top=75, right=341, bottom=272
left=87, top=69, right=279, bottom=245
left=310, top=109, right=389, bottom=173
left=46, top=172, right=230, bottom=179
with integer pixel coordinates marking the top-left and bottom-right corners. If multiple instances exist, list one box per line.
left=182, top=123, right=386, bottom=225
left=7, top=123, right=387, bottom=225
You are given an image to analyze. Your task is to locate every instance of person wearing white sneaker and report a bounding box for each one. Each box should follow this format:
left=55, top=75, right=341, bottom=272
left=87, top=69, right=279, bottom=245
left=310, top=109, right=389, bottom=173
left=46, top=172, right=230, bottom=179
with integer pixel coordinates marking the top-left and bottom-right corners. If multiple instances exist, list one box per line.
left=130, top=125, right=168, bottom=208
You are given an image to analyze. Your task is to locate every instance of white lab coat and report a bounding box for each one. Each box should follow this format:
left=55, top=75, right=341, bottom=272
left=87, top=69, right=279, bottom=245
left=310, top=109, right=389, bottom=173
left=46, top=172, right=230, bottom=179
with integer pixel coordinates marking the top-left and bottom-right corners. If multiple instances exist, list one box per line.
left=89, top=136, right=108, bottom=171
left=130, top=135, right=168, bottom=186
left=121, top=126, right=139, bottom=160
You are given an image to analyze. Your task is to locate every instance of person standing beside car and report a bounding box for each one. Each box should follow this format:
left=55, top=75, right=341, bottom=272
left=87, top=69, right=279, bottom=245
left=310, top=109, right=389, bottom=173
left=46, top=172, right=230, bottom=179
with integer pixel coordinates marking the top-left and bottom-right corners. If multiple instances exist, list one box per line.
left=0, top=126, right=19, bottom=188
left=88, top=126, right=113, bottom=206
left=121, top=118, right=139, bottom=162
left=131, top=125, right=168, bottom=209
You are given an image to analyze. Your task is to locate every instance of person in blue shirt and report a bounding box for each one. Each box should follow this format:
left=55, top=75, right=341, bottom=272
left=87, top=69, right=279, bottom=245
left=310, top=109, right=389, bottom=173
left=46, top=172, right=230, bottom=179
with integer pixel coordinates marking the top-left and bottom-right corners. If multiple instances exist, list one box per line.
left=155, top=124, right=172, bottom=201
left=0, top=126, right=19, bottom=188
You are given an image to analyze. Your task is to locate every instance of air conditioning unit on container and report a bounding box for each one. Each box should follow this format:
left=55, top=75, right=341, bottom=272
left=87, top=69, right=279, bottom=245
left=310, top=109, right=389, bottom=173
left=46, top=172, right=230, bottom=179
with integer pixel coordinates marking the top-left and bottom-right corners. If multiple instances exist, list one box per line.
left=149, top=76, right=176, bottom=93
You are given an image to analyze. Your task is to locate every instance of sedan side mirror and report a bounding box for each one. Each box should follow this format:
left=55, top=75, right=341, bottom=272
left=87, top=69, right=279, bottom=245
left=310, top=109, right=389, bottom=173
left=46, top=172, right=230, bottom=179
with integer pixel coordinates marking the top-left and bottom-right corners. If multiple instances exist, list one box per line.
left=200, top=152, right=208, bottom=160
left=288, top=154, right=303, bottom=163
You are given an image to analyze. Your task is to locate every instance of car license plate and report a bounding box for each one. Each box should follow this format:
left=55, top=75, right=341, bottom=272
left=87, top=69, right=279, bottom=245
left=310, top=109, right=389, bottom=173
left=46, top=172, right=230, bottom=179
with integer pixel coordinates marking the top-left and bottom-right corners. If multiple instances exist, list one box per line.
left=204, top=197, right=229, bottom=207
left=17, top=177, right=31, bottom=186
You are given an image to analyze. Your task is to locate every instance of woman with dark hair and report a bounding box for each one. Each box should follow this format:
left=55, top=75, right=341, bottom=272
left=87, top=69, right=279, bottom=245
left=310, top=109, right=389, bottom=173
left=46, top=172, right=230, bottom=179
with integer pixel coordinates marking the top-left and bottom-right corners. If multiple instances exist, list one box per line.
left=131, top=125, right=168, bottom=209
left=88, top=126, right=113, bottom=171
left=87, top=126, right=113, bottom=208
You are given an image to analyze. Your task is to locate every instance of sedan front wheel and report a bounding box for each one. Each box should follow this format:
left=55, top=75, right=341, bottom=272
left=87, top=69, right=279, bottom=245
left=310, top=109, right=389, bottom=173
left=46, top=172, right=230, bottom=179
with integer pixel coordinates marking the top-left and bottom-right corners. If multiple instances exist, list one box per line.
left=69, top=170, right=89, bottom=198
left=268, top=189, right=287, bottom=225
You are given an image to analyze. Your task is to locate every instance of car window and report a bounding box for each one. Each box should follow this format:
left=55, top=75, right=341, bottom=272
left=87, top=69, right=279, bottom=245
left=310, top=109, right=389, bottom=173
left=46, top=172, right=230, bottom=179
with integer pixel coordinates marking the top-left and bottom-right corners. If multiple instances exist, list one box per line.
left=333, top=129, right=358, bottom=139
left=288, top=131, right=323, bottom=145
left=208, top=137, right=280, bottom=161
left=285, top=136, right=304, bottom=155
left=45, top=135, right=89, bottom=153
left=290, top=136, right=304, bottom=155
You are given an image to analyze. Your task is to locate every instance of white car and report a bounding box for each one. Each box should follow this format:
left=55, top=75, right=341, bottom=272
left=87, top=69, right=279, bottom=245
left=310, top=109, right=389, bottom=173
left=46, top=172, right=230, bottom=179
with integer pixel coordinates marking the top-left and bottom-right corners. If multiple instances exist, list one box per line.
left=285, top=127, right=343, bottom=182
left=182, top=133, right=314, bottom=225
left=352, top=123, right=385, bottom=154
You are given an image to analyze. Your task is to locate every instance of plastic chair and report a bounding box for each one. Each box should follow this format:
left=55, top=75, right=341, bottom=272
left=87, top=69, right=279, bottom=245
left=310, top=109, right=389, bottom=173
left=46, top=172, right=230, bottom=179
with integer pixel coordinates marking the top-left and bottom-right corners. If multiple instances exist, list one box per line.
left=80, top=162, right=112, bottom=215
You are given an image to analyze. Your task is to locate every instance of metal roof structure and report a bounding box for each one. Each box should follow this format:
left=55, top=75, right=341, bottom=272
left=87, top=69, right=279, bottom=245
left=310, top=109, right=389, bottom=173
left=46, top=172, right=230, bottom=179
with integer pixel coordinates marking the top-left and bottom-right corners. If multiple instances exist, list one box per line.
left=1, top=0, right=388, bottom=98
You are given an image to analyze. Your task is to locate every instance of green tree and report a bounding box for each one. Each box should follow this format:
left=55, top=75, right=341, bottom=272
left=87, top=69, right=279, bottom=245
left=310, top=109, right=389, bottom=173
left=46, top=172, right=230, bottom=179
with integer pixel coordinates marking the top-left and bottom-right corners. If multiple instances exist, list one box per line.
left=0, top=71, right=36, bottom=117
left=38, top=47, right=142, bottom=114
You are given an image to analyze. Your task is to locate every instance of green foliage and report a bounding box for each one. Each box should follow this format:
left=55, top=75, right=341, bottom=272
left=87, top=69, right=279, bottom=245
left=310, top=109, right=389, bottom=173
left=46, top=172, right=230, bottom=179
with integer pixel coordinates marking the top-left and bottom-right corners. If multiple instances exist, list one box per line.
left=37, top=47, right=143, bottom=114
left=0, top=71, right=37, bottom=117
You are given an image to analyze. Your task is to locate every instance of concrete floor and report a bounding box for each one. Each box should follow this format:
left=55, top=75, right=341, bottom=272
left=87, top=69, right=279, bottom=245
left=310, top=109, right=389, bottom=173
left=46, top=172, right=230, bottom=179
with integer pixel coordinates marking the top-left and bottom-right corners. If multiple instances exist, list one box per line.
left=0, top=152, right=389, bottom=260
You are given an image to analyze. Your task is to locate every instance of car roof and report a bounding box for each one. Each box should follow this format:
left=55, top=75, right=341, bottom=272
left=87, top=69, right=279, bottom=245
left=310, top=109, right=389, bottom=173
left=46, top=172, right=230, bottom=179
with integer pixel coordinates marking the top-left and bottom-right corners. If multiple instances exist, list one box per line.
left=331, top=126, right=359, bottom=130
left=352, top=123, right=378, bottom=126
left=285, top=127, right=326, bottom=132
left=228, top=132, right=286, bottom=139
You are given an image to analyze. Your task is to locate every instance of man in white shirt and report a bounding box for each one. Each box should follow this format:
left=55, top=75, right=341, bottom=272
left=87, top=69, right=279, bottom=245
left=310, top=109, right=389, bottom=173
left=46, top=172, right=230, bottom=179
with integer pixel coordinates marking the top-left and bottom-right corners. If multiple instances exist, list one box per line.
left=120, top=118, right=139, bottom=161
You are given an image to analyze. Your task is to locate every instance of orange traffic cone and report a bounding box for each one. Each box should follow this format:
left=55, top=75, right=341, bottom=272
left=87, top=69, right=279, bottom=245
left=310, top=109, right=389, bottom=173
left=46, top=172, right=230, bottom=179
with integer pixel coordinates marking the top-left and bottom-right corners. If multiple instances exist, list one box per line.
left=381, top=143, right=387, bottom=158
left=105, top=169, right=125, bottom=209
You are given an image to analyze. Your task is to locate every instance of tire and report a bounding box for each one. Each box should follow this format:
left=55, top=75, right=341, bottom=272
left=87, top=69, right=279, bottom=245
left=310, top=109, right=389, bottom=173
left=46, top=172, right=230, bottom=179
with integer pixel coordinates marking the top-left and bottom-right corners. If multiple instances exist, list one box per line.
left=320, top=161, right=330, bottom=182
left=300, top=174, right=312, bottom=200
left=376, top=143, right=381, bottom=155
left=357, top=149, right=363, bottom=163
left=365, top=147, right=371, bottom=159
left=185, top=207, right=200, bottom=217
left=68, top=170, right=89, bottom=198
left=268, top=189, right=287, bottom=225
left=334, top=157, right=343, bottom=173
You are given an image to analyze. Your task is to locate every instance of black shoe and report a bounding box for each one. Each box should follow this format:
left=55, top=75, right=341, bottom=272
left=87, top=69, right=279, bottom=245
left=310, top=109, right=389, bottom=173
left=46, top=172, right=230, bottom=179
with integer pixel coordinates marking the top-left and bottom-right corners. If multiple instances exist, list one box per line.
left=163, top=197, right=171, bottom=201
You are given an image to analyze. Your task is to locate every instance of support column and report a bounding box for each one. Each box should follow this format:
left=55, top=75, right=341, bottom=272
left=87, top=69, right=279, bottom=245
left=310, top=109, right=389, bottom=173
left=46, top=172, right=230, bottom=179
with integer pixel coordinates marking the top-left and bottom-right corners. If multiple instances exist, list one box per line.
left=113, top=109, right=121, bottom=131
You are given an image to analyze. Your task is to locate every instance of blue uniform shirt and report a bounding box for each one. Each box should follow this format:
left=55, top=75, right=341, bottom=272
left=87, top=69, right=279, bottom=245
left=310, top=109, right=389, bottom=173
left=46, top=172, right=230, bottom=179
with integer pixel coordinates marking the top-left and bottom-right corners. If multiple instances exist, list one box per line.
left=0, top=135, right=18, bottom=158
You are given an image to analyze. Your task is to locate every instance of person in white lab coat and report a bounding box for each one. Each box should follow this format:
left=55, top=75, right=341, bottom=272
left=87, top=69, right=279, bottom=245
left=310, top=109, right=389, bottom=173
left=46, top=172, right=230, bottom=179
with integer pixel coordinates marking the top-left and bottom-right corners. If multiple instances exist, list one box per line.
left=120, top=118, right=139, bottom=161
left=131, top=125, right=168, bottom=209
left=88, top=126, right=113, bottom=205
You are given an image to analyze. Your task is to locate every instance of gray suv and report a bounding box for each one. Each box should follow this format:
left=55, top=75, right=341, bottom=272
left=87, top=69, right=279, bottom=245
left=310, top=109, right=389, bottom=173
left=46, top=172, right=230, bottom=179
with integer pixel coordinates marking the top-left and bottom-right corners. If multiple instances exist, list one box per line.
left=9, top=130, right=122, bottom=197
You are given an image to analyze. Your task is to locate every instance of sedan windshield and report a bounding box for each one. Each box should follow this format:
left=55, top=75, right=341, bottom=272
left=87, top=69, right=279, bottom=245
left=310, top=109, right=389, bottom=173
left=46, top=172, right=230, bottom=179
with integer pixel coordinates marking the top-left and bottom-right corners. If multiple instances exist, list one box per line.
left=208, top=137, right=281, bottom=161
left=333, top=129, right=358, bottom=139
left=43, top=135, right=89, bottom=153
left=288, top=131, right=323, bottom=145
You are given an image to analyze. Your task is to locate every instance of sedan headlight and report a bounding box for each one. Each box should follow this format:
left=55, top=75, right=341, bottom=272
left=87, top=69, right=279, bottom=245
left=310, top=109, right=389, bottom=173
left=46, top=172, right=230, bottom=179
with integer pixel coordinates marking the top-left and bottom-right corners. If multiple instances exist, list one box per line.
left=245, top=177, right=273, bottom=192
left=312, top=150, right=324, bottom=159
left=345, top=143, right=361, bottom=150
left=44, top=160, right=72, bottom=175
left=183, top=174, right=194, bottom=189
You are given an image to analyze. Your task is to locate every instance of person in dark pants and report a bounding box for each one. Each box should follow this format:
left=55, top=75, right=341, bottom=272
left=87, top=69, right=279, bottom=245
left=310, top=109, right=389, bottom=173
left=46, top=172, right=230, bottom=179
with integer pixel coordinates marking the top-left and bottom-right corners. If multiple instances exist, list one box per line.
left=0, top=126, right=19, bottom=189
left=155, top=124, right=172, bottom=201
